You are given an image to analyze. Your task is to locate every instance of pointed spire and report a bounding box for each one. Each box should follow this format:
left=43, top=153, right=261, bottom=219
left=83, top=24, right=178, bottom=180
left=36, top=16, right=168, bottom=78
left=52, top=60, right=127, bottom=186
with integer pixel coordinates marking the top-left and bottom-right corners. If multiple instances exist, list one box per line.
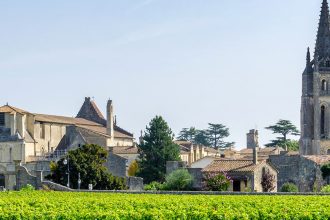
left=315, top=0, right=330, bottom=61
left=306, top=47, right=311, bottom=66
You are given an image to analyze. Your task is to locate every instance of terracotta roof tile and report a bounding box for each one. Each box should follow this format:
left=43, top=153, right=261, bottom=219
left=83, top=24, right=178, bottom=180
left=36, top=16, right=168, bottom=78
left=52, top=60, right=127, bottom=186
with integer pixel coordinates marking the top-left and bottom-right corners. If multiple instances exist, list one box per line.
left=202, top=159, right=266, bottom=173
left=303, top=155, right=330, bottom=165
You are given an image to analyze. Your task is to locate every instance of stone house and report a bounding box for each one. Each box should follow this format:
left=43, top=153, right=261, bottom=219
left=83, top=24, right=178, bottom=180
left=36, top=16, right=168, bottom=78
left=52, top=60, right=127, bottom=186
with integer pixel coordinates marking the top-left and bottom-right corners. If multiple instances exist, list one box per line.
left=202, top=153, right=278, bottom=192
left=175, top=141, right=220, bottom=165
left=0, top=97, right=137, bottom=190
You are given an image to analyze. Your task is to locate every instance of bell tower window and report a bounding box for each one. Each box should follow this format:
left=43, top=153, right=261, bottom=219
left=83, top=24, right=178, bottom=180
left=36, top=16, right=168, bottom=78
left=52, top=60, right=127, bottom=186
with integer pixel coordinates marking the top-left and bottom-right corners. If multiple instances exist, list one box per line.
left=321, top=106, right=326, bottom=137
left=0, top=113, right=4, bottom=126
left=322, top=80, right=328, bottom=91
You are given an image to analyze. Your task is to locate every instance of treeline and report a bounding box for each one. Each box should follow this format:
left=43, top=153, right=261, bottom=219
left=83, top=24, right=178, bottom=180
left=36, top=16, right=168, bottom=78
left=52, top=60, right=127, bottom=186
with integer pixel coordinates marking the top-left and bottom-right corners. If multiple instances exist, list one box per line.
left=177, top=123, right=235, bottom=150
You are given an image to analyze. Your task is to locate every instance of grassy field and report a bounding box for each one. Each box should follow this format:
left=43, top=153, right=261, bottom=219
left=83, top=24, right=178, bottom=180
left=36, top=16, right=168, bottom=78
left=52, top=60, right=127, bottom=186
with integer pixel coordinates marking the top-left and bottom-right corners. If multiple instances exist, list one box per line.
left=0, top=191, right=329, bottom=219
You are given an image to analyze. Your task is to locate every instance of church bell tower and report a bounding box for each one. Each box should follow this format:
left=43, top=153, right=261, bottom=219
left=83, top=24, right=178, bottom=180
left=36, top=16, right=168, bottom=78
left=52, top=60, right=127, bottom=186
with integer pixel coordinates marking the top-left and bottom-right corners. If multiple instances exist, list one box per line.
left=300, top=0, right=330, bottom=155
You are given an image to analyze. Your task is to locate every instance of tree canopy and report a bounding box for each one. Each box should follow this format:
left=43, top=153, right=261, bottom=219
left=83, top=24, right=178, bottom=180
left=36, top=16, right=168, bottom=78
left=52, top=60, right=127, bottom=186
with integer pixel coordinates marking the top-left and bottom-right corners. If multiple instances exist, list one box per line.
left=137, top=116, right=180, bottom=183
left=177, top=123, right=234, bottom=149
left=265, top=119, right=300, bottom=151
left=47, top=144, right=127, bottom=190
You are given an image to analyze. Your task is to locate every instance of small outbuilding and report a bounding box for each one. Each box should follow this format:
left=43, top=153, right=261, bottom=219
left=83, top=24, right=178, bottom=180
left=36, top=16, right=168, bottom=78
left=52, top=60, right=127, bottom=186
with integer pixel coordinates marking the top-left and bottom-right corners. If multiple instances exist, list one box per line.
left=203, top=159, right=278, bottom=192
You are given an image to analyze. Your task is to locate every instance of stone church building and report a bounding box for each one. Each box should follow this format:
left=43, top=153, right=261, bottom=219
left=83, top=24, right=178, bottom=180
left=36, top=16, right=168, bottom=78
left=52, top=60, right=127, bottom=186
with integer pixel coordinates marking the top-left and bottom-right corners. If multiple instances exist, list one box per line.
left=300, top=0, right=330, bottom=155
left=0, top=97, right=136, bottom=189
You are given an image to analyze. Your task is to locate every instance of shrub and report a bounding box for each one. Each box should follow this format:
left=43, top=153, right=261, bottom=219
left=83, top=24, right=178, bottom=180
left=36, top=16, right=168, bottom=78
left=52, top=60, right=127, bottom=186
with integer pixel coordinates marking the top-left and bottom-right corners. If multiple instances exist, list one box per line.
left=261, top=169, right=276, bottom=192
left=144, top=181, right=165, bottom=191
left=20, top=184, right=35, bottom=192
left=128, top=160, right=139, bottom=177
left=321, top=185, right=330, bottom=193
left=281, top=183, right=298, bottom=192
left=321, top=163, right=330, bottom=179
left=164, top=169, right=193, bottom=191
left=203, top=172, right=231, bottom=191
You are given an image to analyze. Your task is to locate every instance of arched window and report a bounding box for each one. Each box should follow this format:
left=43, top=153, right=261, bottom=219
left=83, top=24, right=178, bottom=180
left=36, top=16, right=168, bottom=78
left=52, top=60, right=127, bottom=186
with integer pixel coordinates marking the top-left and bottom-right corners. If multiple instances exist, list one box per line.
left=322, top=80, right=328, bottom=91
left=321, top=106, right=326, bottom=137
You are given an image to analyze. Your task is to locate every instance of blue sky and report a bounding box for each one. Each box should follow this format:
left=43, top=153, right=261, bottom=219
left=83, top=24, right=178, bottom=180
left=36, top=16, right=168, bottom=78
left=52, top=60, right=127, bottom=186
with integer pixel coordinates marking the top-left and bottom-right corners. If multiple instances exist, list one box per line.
left=0, top=0, right=323, bottom=148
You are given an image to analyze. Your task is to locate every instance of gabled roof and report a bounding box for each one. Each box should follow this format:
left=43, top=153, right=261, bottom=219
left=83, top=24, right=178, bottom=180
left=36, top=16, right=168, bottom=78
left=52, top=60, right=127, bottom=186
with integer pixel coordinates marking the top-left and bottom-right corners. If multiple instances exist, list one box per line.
left=0, top=105, right=28, bottom=115
left=203, top=159, right=267, bottom=173
left=76, top=97, right=107, bottom=126
left=35, top=114, right=101, bottom=126
left=77, top=125, right=133, bottom=139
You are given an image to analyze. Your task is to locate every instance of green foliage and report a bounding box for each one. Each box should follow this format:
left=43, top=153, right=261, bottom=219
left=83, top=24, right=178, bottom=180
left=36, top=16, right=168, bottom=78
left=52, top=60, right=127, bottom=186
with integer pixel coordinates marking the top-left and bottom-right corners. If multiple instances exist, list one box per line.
left=137, top=116, right=180, bottom=183
left=206, top=123, right=235, bottom=149
left=177, top=124, right=234, bottom=149
left=265, top=120, right=300, bottom=149
left=321, top=163, right=330, bottom=179
left=281, top=183, right=299, bottom=192
left=47, top=144, right=127, bottom=190
left=203, top=172, right=231, bottom=191
left=164, top=169, right=193, bottom=191
left=20, top=184, right=35, bottom=192
left=144, top=181, right=165, bottom=191
left=321, top=185, right=330, bottom=193
left=127, top=160, right=139, bottom=177
left=0, top=192, right=330, bottom=218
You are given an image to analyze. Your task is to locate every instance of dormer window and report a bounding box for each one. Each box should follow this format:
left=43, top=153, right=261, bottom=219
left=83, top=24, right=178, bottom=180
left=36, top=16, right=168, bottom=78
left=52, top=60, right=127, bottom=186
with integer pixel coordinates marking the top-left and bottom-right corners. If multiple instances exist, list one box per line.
left=322, top=80, right=328, bottom=91
left=0, top=113, right=4, bottom=126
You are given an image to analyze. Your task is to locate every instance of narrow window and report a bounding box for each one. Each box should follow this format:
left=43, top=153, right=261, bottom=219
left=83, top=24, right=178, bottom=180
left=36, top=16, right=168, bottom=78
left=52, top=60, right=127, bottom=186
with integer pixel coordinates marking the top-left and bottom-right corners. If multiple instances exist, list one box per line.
left=322, top=80, right=328, bottom=91
left=321, top=106, right=326, bottom=137
left=0, top=113, right=4, bottom=126
left=40, top=123, right=45, bottom=139
left=9, top=148, right=12, bottom=162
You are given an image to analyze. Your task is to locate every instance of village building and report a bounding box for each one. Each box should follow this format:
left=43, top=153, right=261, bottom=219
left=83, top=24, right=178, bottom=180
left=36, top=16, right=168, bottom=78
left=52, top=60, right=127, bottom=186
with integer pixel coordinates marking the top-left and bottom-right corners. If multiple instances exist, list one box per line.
left=0, top=97, right=137, bottom=189
left=175, top=141, right=220, bottom=165
left=202, top=158, right=278, bottom=192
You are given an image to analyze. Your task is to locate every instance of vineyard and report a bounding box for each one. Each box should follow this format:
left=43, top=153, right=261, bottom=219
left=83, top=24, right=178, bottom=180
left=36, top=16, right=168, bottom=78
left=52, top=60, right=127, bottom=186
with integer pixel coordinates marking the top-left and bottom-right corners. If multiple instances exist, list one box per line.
left=0, top=192, right=329, bottom=219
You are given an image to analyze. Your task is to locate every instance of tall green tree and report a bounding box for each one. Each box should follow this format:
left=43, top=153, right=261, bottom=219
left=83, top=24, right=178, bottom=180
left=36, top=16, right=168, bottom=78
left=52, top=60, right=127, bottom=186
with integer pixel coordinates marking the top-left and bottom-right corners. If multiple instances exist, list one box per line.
left=265, top=119, right=300, bottom=151
left=137, top=116, right=180, bottom=183
left=47, top=144, right=127, bottom=190
left=194, top=130, right=212, bottom=146
left=206, top=123, right=234, bottom=149
left=177, top=127, right=197, bottom=142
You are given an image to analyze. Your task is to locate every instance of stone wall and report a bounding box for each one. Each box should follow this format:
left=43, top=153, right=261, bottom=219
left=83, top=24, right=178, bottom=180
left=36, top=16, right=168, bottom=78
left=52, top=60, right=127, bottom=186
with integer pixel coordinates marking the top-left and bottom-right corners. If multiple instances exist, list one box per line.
left=269, top=154, right=325, bottom=192
left=106, top=152, right=127, bottom=177
left=166, top=161, right=187, bottom=175
left=188, top=168, right=203, bottom=190
left=127, top=177, right=143, bottom=191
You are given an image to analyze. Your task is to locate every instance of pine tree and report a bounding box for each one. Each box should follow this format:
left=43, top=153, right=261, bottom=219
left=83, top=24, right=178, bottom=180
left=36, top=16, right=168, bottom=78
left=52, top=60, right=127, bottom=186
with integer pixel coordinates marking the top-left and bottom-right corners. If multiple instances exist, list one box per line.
left=137, top=116, right=180, bottom=183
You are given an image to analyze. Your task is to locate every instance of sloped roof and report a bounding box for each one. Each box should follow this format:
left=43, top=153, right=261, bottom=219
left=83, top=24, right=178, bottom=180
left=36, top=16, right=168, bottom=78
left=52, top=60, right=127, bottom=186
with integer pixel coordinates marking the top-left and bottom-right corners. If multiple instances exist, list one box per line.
left=0, top=105, right=28, bottom=114
left=203, top=159, right=267, bottom=173
left=239, top=147, right=284, bottom=154
left=77, top=125, right=133, bottom=139
left=35, top=114, right=101, bottom=126
left=303, top=155, right=330, bottom=165
left=112, top=146, right=138, bottom=154
left=76, top=97, right=107, bottom=126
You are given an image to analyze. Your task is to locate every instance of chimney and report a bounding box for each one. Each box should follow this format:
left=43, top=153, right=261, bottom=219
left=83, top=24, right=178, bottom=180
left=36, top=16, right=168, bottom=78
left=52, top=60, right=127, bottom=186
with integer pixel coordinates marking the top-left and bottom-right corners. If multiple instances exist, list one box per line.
left=253, top=146, right=258, bottom=165
left=106, top=99, right=114, bottom=138
left=247, top=129, right=259, bottom=149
